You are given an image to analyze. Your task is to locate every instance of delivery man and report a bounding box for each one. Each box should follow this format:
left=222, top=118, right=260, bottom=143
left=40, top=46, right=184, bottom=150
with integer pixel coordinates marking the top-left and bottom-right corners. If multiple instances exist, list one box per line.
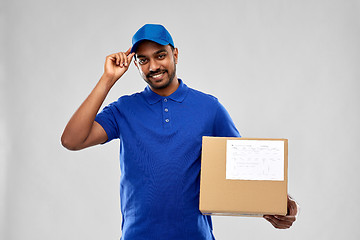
left=61, top=24, right=297, bottom=239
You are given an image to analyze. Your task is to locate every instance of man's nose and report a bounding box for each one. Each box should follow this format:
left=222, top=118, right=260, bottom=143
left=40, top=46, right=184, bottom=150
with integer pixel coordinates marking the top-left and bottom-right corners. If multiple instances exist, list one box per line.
left=149, top=59, right=160, bottom=72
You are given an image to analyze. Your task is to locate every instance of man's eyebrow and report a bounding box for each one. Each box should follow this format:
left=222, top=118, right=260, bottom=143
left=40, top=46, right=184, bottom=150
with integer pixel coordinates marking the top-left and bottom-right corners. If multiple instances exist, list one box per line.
left=154, top=49, right=168, bottom=55
left=136, top=54, right=147, bottom=59
left=136, top=49, right=168, bottom=59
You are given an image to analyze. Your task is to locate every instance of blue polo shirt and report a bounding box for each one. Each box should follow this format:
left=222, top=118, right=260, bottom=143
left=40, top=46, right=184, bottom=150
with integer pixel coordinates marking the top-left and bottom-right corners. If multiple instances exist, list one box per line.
left=95, top=79, right=240, bottom=240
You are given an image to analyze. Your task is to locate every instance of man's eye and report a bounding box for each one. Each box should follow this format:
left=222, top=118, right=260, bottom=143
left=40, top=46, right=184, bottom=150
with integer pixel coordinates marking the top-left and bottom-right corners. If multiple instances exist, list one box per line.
left=158, top=54, right=166, bottom=59
left=138, top=59, right=147, bottom=65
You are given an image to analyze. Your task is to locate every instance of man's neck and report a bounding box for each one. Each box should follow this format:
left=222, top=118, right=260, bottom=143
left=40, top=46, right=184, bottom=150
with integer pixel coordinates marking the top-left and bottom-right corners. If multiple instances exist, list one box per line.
left=150, top=77, right=179, bottom=97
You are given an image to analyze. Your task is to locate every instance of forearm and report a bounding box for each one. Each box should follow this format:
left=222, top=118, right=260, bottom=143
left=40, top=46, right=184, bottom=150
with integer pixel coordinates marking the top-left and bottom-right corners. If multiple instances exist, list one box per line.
left=61, top=75, right=113, bottom=150
left=61, top=49, right=134, bottom=150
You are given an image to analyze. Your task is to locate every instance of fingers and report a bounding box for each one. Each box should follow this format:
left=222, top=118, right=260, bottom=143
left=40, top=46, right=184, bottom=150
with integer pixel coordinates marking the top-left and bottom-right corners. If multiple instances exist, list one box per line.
left=263, top=196, right=298, bottom=229
left=287, top=196, right=298, bottom=216
left=125, top=47, right=136, bottom=62
left=127, top=51, right=135, bottom=64
left=107, top=49, right=134, bottom=68
left=125, top=47, right=131, bottom=55
left=263, top=215, right=296, bottom=229
left=116, top=52, right=128, bottom=67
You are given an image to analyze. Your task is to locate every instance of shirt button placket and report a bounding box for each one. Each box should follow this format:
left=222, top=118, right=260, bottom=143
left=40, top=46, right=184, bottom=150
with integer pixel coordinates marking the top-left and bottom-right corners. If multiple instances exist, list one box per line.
left=163, top=98, right=171, bottom=128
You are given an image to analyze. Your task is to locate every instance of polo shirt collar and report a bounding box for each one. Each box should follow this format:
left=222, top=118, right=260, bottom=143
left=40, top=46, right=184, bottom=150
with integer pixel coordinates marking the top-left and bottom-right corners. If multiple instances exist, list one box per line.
left=143, top=79, right=189, bottom=104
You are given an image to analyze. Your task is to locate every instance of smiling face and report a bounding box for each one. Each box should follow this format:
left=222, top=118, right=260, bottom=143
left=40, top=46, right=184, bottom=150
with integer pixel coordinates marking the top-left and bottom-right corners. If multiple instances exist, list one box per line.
left=134, top=41, right=178, bottom=93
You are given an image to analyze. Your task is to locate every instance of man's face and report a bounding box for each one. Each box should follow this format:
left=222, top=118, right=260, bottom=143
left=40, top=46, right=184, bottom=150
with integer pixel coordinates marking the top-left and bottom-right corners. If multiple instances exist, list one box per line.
left=134, top=41, right=178, bottom=90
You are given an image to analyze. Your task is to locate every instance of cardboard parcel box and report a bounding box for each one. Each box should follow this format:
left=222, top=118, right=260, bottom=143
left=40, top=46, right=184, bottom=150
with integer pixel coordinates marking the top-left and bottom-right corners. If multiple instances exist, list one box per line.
left=199, top=137, right=288, bottom=216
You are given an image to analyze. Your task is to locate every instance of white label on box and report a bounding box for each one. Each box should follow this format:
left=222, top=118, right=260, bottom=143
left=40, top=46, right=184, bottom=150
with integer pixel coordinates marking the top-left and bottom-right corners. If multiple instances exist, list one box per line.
left=226, top=140, right=284, bottom=181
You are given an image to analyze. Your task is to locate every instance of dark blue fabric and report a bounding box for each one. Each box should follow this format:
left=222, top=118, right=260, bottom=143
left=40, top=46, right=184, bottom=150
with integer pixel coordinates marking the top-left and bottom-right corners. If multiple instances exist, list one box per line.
left=95, top=79, right=240, bottom=240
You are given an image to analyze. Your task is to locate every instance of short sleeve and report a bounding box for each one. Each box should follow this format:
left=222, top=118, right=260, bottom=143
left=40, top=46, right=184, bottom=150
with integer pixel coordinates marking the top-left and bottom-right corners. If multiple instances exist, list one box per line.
left=213, top=101, right=241, bottom=137
left=94, top=101, right=120, bottom=143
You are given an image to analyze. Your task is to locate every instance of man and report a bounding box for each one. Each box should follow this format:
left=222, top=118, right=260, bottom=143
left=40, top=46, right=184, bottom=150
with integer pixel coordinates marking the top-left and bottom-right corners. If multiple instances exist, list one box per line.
left=61, top=24, right=297, bottom=239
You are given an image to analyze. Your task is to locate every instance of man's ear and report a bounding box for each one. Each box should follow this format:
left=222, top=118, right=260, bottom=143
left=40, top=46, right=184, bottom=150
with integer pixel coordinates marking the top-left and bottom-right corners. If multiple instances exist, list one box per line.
left=173, top=48, right=179, bottom=64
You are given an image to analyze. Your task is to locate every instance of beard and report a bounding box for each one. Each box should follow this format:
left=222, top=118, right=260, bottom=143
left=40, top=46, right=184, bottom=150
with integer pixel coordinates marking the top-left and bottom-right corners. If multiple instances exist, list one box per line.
left=143, top=61, right=176, bottom=90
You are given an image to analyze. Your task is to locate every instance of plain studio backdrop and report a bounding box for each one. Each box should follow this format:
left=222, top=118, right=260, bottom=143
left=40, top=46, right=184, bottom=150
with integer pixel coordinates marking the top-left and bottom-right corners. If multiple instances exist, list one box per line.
left=1, top=0, right=360, bottom=239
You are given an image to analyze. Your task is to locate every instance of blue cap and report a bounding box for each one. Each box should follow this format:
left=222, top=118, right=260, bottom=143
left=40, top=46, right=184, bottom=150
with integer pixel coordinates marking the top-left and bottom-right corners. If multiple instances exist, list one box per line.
left=131, top=24, right=175, bottom=53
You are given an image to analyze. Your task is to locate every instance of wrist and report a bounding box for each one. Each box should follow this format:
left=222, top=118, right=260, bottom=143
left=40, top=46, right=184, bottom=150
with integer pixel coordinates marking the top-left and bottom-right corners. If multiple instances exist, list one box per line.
left=99, top=74, right=117, bottom=91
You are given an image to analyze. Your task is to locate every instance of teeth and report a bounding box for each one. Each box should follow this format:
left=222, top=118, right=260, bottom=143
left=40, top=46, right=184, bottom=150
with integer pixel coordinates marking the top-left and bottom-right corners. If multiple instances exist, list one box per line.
left=152, top=72, right=164, bottom=78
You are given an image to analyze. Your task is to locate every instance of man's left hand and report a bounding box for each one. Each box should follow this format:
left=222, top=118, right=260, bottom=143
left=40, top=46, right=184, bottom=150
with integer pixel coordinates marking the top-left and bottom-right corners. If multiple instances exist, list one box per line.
left=263, top=195, right=298, bottom=229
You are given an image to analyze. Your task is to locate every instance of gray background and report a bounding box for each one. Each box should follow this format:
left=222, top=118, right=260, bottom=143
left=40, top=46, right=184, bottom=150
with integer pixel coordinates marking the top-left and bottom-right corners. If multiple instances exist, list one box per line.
left=1, top=0, right=360, bottom=239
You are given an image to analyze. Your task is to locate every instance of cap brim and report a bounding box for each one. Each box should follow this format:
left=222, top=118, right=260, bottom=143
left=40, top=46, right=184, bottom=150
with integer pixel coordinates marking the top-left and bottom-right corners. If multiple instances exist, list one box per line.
left=131, top=39, right=171, bottom=53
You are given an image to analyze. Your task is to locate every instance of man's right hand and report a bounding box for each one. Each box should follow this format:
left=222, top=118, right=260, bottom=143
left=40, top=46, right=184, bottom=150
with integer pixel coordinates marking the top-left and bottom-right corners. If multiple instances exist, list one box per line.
left=103, top=47, right=135, bottom=85
left=61, top=48, right=135, bottom=151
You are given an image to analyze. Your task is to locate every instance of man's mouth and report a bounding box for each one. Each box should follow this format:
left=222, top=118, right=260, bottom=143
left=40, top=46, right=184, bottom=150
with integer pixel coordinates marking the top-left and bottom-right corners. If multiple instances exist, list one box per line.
left=148, top=70, right=167, bottom=80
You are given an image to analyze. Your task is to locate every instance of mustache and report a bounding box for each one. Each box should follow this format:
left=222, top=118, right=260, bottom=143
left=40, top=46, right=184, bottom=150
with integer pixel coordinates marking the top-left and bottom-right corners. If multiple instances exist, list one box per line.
left=147, top=69, right=167, bottom=78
